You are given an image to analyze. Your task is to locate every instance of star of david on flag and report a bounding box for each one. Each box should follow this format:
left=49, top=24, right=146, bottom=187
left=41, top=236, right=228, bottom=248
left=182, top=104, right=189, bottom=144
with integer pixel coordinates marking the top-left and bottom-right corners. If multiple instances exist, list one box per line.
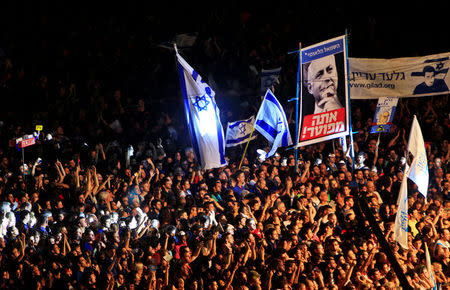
left=193, top=95, right=210, bottom=111
left=176, top=47, right=227, bottom=170
left=225, top=116, right=257, bottom=147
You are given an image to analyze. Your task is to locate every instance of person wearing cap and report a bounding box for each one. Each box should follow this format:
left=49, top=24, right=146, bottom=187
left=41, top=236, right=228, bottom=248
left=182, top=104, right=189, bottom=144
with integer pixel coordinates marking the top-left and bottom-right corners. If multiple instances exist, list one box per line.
left=248, top=270, right=262, bottom=289
left=337, top=160, right=347, bottom=173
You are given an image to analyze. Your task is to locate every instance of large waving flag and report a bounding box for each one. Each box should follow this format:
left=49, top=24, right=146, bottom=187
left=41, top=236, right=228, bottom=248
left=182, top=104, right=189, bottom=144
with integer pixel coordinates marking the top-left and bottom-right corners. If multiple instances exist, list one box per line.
left=225, top=116, right=257, bottom=147
left=176, top=48, right=227, bottom=170
left=254, top=89, right=292, bottom=158
left=407, top=116, right=429, bottom=198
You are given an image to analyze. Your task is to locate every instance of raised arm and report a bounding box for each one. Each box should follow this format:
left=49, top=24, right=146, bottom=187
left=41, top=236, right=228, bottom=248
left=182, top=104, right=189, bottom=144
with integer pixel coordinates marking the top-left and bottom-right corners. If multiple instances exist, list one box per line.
left=299, top=161, right=311, bottom=184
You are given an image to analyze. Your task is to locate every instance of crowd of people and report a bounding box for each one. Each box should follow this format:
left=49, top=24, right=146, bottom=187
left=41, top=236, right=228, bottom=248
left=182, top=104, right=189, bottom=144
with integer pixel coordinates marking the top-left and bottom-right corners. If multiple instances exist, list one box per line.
left=1, top=5, right=450, bottom=290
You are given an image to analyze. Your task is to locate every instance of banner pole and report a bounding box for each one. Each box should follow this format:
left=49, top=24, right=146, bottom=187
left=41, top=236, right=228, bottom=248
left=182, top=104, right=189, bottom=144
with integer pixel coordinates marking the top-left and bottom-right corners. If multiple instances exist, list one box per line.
left=238, top=126, right=255, bottom=170
left=294, top=42, right=302, bottom=173
left=345, top=30, right=356, bottom=172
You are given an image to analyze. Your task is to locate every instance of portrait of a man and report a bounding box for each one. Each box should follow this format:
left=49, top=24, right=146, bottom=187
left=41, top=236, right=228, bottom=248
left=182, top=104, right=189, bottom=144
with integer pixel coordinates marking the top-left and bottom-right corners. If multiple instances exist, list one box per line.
left=301, top=51, right=346, bottom=118
left=303, top=54, right=343, bottom=114
left=413, top=65, right=449, bottom=95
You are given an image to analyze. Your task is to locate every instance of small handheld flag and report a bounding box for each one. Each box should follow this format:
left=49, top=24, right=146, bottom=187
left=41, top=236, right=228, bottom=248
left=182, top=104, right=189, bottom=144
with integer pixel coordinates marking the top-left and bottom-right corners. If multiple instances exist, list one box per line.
left=254, top=89, right=292, bottom=159
left=225, top=116, right=257, bottom=147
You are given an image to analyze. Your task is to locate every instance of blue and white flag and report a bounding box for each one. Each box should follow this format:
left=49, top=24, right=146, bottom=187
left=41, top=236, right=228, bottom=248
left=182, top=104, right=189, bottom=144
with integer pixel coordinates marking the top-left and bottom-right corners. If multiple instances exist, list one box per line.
left=394, top=175, right=409, bottom=249
left=254, top=89, right=292, bottom=158
left=225, top=116, right=256, bottom=147
left=176, top=49, right=227, bottom=170
left=261, top=67, right=281, bottom=95
left=407, top=115, right=429, bottom=198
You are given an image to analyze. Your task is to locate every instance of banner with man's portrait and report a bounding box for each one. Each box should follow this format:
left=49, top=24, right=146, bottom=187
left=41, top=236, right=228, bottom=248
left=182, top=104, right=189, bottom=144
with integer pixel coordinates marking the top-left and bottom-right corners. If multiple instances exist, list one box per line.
left=370, top=97, right=398, bottom=133
left=349, top=52, right=450, bottom=99
left=297, top=35, right=350, bottom=147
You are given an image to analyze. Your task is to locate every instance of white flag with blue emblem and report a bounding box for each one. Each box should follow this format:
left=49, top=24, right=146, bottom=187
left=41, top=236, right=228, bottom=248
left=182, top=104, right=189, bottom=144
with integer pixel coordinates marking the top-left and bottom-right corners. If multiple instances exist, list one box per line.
left=176, top=49, right=227, bottom=170
left=407, top=115, right=429, bottom=198
left=225, top=116, right=256, bottom=147
left=394, top=175, right=409, bottom=249
left=254, top=89, right=292, bottom=158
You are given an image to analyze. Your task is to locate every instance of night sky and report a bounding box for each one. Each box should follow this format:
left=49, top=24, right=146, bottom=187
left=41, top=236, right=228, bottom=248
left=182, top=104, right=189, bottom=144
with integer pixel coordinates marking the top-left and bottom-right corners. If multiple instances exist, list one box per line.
left=1, top=1, right=447, bottom=113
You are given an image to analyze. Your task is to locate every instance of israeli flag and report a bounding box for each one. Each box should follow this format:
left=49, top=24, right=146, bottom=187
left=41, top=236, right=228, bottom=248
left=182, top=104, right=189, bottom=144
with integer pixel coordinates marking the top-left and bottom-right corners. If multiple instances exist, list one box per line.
left=254, top=89, right=292, bottom=158
left=176, top=49, right=227, bottom=170
left=225, top=116, right=257, bottom=147
left=261, top=67, right=281, bottom=95
left=407, top=116, right=429, bottom=198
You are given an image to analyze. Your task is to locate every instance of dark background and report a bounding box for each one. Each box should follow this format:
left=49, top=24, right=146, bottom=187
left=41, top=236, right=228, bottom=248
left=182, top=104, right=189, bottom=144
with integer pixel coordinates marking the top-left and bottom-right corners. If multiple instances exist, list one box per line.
left=0, top=1, right=447, bottom=122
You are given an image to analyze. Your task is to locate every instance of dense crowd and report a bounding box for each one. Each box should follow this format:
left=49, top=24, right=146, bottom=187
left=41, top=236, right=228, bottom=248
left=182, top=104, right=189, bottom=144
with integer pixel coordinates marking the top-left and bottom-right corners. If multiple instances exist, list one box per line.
left=1, top=6, right=450, bottom=290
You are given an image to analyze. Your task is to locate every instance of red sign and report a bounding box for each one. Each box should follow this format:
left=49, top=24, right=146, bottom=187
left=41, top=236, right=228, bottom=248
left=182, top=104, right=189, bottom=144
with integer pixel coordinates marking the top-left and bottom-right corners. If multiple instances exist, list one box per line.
left=300, top=108, right=346, bottom=141
left=19, top=138, right=36, bottom=148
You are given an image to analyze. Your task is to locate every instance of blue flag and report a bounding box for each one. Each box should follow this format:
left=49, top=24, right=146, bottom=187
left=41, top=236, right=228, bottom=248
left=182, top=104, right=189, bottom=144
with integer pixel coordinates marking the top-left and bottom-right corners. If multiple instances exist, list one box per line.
left=254, top=89, right=292, bottom=158
left=176, top=50, right=227, bottom=170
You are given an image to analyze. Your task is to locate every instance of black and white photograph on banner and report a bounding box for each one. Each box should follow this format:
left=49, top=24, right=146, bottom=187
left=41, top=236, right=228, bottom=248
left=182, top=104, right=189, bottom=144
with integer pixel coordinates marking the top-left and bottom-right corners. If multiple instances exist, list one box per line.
left=349, top=52, right=450, bottom=99
left=298, top=35, right=350, bottom=147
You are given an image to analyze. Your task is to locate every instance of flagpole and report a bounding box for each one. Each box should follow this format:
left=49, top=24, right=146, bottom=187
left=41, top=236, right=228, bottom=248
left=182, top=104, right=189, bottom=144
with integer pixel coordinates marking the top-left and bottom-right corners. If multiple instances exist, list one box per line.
left=294, top=42, right=302, bottom=173
left=238, top=126, right=255, bottom=170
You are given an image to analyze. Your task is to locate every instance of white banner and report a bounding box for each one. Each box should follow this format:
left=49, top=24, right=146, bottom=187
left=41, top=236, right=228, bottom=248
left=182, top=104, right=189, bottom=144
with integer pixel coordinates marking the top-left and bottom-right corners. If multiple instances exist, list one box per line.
left=349, top=52, right=450, bottom=99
